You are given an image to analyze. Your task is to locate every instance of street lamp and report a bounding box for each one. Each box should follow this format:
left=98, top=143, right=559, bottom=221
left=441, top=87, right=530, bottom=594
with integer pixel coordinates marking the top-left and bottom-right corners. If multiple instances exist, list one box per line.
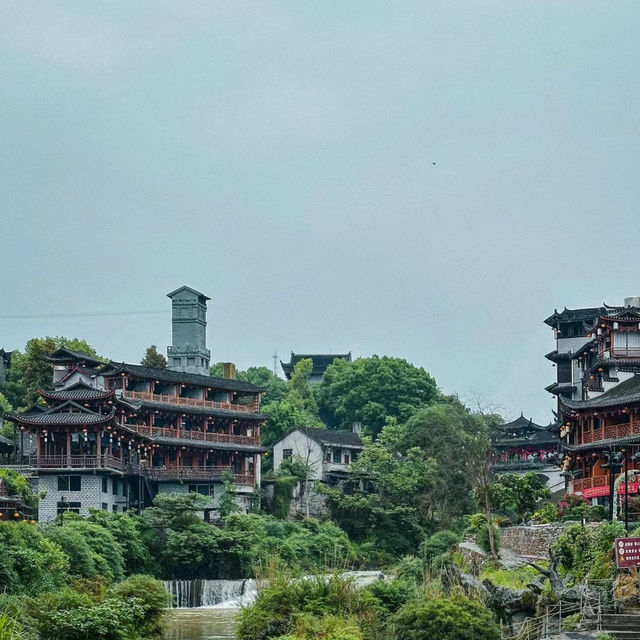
left=601, top=450, right=623, bottom=522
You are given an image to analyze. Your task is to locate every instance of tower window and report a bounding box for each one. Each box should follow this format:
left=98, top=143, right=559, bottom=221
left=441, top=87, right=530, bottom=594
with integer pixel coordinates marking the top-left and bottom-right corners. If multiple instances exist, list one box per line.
left=187, top=357, right=195, bottom=367
left=174, top=358, right=181, bottom=366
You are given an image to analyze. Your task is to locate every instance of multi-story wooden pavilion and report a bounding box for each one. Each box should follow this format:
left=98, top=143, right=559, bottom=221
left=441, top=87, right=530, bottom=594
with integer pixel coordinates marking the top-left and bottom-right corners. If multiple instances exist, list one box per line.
left=15, top=354, right=266, bottom=522
left=546, top=298, right=640, bottom=505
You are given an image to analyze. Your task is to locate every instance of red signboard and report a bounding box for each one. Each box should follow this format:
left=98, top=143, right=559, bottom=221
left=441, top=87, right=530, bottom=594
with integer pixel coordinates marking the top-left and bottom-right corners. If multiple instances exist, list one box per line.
left=582, top=483, right=639, bottom=499
left=616, top=537, right=640, bottom=569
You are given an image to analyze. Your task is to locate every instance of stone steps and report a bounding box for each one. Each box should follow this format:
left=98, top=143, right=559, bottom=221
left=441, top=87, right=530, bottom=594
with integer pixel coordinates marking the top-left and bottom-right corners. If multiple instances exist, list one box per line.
left=600, top=612, right=640, bottom=640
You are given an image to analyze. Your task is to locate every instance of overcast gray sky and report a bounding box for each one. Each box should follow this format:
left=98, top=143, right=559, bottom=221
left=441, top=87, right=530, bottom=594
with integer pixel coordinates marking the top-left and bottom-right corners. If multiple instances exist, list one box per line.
left=1, top=1, right=639, bottom=423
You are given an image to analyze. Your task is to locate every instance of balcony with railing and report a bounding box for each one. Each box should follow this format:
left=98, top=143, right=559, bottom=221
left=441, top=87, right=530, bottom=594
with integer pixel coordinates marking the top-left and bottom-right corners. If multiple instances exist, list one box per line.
left=581, top=419, right=640, bottom=444
left=28, top=455, right=254, bottom=485
left=125, top=423, right=260, bottom=446
left=572, top=476, right=608, bottom=493
left=123, top=390, right=256, bottom=414
left=599, top=347, right=640, bottom=359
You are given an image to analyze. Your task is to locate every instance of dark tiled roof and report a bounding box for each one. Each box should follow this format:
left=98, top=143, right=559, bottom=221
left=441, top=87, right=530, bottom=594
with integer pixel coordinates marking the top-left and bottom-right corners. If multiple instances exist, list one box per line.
left=154, top=436, right=266, bottom=453
left=129, top=398, right=265, bottom=421
left=281, top=352, right=351, bottom=379
left=561, top=375, right=640, bottom=410
left=0, top=434, right=14, bottom=451
left=41, top=381, right=114, bottom=402
left=14, top=401, right=115, bottom=426
left=498, top=413, right=547, bottom=432
left=101, top=362, right=263, bottom=393
left=46, top=348, right=103, bottom=367
left=296, top=426, right=363, bottom=448
left=545, top=382, right=577, bottom=395
left=544, top=307, right=602, bottom=326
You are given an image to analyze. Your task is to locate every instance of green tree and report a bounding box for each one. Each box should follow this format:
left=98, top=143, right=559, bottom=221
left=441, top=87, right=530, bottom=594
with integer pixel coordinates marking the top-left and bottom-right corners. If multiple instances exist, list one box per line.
left=491, top=472, right=551, bottom=521
left=5, top=337, right=102, bottom=408
left=87, top=510, right=154, bottom=575
left=219, top=469, right=240, bottom=518
left=322, top=419, right=435, bottom=555
left=140, top=345, right=167, bottom=368
left=0, top=392, right=14, bottom=441
left=318, top=356, right=439, bottom=439
left=402, top=403, right=490, bottom=522
left=45, top=515, right=125, bottom=583
left=238, top=366, right=287, bottom=405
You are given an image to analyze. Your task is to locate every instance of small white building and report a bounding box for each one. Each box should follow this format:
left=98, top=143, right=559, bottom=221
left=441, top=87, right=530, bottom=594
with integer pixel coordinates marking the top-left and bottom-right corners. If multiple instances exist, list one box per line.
left=272, top=427, right=363, bottom=483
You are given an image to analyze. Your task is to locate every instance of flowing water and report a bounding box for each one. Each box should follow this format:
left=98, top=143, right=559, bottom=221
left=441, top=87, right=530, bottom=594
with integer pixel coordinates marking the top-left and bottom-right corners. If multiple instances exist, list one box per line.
left=162, top=571, right=384, bottom=639
left=164, top=579, right=258, bottom=608
left=164, top=608, right=236, bottom=640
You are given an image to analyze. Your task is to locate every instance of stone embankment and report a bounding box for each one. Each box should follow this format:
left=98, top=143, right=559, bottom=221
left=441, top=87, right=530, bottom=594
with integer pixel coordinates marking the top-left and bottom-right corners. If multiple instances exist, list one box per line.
left=500, top=524, right=566, bottom=559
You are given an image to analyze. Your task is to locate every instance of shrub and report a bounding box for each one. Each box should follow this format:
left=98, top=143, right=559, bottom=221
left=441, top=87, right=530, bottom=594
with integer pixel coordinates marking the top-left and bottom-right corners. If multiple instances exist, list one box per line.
left=362, top=579, right=413, bottom=619
left=420, top=530, right=461, bottom=560
left=236, top=574, right=367, bottom=640
left=0, top=521, right=69, bottom=595
left=562, top=612, right=581, bottom=631
left=110, top=574, right=171, bottom=635
left=392, top=594, right=500, bottom=640
left=274, top=613, right=364, bottom=640
left=37, top=597, right=146, bottom=640
left=532, top=503, right=558, bottom=524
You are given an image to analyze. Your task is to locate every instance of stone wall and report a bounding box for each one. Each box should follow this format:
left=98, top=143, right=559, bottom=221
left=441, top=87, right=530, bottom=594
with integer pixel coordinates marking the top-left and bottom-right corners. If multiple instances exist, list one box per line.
left=500, top=524, right=566, bottom=558
left=289, top=481, right=329, bottom=519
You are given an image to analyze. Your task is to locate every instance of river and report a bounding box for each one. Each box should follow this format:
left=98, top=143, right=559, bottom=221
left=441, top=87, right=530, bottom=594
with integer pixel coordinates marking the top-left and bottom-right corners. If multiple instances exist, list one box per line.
left=164, top=608, right=237, bottom=640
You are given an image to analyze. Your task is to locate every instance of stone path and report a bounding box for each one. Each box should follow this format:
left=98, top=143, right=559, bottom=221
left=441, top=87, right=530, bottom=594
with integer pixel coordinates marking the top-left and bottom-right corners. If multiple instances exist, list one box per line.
left=459, top=540, right=542, bottom=569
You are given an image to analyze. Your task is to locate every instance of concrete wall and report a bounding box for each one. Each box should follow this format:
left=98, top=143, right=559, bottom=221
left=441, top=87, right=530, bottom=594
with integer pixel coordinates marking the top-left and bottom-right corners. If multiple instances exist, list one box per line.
left=273, top=431, right=324, bottom=480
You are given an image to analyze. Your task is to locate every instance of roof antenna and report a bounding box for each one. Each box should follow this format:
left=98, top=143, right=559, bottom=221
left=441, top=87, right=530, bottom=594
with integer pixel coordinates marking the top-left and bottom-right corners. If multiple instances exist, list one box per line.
left=273, top=351, right=278, bottom=376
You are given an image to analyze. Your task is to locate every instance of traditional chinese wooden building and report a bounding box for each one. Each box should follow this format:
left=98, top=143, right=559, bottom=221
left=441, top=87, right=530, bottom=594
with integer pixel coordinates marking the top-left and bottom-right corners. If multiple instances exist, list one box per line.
left=546, top=298, right=640, bottom=503
left=492, top=413, right=558, bottom=471
left=12, top=287, right=267, bottom=522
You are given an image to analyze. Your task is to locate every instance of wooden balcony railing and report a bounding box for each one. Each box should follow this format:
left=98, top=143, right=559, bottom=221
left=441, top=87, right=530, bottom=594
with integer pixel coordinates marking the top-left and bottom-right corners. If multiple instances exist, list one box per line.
left=123, top=390, right=256, bottom=413
left=30, top=454, right=129, bottom=472
left=145, top=466, right=254, bottom=485
left=581, top=420, right=640, bottom=444
left=124, top=423, right=260, bottom=446
left=572, top=476, right=608, bottom=493
left=28, top=455, right=254, bottom=485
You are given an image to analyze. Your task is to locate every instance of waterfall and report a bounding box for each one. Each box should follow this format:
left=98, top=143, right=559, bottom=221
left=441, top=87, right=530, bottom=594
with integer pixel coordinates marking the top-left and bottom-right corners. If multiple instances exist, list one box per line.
left=164, top=571, right=382, bottom=609
left=164, top=579, right=249, bottom=608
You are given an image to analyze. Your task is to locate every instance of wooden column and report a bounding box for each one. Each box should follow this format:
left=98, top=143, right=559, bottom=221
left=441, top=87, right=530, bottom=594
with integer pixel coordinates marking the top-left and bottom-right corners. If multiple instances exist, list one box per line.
left=66, top=431, right=72, bottom=466
left=96, top=428, right=102, bottom=462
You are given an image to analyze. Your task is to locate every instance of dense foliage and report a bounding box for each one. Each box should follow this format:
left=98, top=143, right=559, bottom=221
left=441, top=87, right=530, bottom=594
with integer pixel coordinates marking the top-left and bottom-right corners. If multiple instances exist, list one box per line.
left=318, top=356, right=439, bottom=439
left=237, top=571, right=500, bottom=640
left=490, top=472, right=550, bottom=522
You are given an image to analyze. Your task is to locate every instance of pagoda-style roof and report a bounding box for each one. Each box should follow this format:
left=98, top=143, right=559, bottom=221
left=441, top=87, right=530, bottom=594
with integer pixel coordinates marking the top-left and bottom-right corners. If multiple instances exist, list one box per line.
left=100, top=362, right=264, bottom=394
left=14, top=401, right=115, bottom=426
left=46, top=348, right=103, bottom=367
left=497, top=413, right=548, bottom=432
left=41, top=380, right=114, bottom=402
left=545, top=382, right=577, bottom=396
left=544, top=307, right=602, bottom=327
left=280, top=352, right=352, bottom=380
left=561, top=375, right=640, bottom=411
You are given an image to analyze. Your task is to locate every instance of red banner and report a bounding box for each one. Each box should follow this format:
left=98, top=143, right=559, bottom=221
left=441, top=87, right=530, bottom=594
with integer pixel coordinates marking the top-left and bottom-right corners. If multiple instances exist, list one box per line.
left=581, top=483, right=638, bottom=499
left=616, top=537, right=640, bottom=569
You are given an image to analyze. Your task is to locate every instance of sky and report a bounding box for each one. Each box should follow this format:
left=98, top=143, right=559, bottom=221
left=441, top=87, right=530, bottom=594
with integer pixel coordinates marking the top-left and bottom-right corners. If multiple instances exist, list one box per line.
left=1, top=1, right=640, bottom=423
